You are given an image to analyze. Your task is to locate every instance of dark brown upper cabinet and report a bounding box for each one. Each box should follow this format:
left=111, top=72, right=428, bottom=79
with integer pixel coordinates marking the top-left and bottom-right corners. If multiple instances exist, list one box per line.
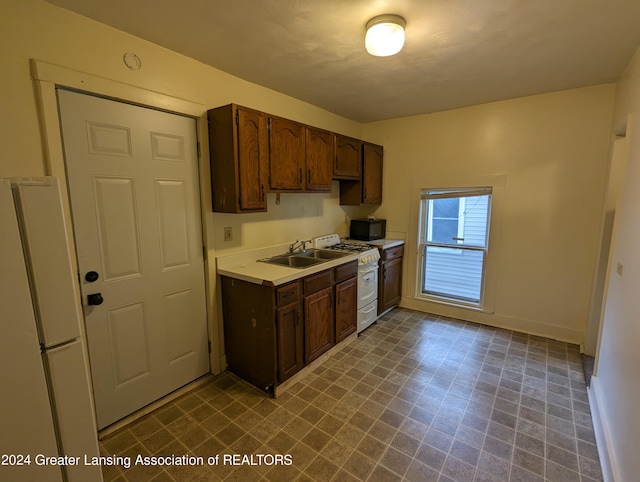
left=208, top=104, right=383, bottom=212
left=334, top=135, right=362, bottom=180
left=267, top=118, right=334, bottom=193
left=339, top=142, right=384, bottom=206
left=268, top=116, right=305, bottom=191
left=362, top=142, right=383, bottom=204
left=305, top=127, right=333, bottom=192
left=208, top=104, right=268, bottom=213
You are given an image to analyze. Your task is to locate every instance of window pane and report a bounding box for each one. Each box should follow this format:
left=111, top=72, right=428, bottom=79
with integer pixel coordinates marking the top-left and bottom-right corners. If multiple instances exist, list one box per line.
left=431, top=219, right=458, bottom=243
left=433, top=198, right=459, bottom=218
left=458, top=195, right=490, bottom=247
left=423, top=246, right=484, bottom=302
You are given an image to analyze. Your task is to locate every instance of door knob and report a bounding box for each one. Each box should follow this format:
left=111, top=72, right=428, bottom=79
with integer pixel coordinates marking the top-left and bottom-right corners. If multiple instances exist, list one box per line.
left=87, top=293, right=103, bottom=306
left=85, top=271, right=99, bottom=282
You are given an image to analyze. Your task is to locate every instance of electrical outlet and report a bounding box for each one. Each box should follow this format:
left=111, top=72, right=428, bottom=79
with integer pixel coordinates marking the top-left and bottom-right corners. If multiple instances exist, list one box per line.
left=617, top=262, right=623, bottom=276
left=224, top=227, right=232, bottom=242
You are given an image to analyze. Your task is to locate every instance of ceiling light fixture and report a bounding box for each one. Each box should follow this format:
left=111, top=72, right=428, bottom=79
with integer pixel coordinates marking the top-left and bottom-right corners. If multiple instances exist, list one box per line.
left=365, top=14, right=406, bottom=57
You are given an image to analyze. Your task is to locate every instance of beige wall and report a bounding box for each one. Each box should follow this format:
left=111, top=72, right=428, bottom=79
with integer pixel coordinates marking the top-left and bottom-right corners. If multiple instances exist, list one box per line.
left=590, top=45, right=640, bottom=482
left=0, top=0, right=372, bottom=369
left=364, top=85, right=616, bottom=344
left=1, top=2, right=621, bottom=359
left=0, top=0, right=369, bottom=245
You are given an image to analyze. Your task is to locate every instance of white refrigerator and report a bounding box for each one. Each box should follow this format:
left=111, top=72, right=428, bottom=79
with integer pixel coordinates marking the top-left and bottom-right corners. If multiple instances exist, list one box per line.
left=0, top=177, right=102, bottom=482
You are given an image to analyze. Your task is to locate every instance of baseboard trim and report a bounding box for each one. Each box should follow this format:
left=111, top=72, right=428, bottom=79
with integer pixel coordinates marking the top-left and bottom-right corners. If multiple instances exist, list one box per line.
left=588, top=376, right=618, bottom=482
left=400, top=298, right=583, bottom=344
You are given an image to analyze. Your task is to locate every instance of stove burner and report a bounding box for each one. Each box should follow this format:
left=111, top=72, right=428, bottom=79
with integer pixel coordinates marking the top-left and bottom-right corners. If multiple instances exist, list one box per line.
left=327, top=242, right=373, bottom=253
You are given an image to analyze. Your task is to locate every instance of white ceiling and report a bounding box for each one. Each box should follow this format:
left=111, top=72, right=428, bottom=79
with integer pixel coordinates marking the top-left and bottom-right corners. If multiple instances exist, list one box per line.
left=47, top=0, right=640, bottom=122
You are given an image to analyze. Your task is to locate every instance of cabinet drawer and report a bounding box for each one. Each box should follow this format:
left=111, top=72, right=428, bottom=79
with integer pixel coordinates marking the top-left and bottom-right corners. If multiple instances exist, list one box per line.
left=303, top=269, right=333, bottom=295
left=381, top=245, right=404, bottom=262
left=334, top=260, right=357, bottom=282
left=276, top=281, right=300, bottom=306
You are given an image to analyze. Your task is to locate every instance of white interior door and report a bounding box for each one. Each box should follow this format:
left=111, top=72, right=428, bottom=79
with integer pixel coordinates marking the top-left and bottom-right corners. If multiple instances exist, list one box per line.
left=57, top=89, right=209, bottom=429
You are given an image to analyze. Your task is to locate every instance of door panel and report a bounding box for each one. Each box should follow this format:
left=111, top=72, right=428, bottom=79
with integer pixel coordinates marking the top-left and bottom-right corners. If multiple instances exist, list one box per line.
left=86, top=121, right=132, bottom=157
left=164, top=289, right=198, bottom=364
left=150, top=131, right=185, bottom=161
left=93, top=177, right=142, bottom=280
left=155, top=180, right=191, bottom=269
left=58, top=89, right=209, bottom=429
left=108, top=302, right=150, bottom=387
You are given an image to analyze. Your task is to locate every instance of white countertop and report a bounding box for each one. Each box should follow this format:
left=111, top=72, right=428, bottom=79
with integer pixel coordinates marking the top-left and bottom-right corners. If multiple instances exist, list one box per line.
left=363, top=238, right=405, bottom=249
left=216, top=244, right=359, bottom=286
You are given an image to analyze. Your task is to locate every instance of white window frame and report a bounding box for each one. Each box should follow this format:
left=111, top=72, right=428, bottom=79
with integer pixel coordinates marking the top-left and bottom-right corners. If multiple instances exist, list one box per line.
left=418, top=187, right=492, bottom=308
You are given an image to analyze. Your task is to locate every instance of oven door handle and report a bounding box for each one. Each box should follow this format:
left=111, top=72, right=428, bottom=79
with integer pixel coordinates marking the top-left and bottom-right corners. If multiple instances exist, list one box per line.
left=361, top=303, right=377, bottom=314
left=360, top=268, right=377, bottom=281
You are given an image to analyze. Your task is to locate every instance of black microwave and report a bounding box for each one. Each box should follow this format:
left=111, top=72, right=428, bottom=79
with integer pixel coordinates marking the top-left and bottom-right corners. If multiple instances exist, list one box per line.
left=350, top=218, right=386, bottom=241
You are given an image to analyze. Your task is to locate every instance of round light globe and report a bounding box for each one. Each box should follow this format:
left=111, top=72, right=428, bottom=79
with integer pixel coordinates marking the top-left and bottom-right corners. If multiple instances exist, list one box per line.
left=365, top=15, right=406, bottom=57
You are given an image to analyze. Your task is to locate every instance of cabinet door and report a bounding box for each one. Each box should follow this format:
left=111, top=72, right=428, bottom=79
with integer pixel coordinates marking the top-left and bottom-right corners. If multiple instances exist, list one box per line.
left=362, top=143, right=383, bottom=204
left=268, top=116, right=305, bottom=191
left=379, top=256, right=403, bottom=313
left=276, top=302, right=303, bottom=382
left=305, top=127, right=333, bottom=191
left=334, top=135, right=362, bottom=179
left=335, top=277, right=357, bottom=342
left=304, top=287, right=335, bottom=364
left=237, top=107, right=268, bottom=211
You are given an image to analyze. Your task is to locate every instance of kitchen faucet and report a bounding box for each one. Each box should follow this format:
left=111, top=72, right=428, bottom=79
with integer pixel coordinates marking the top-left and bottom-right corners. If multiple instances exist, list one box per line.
left=288, top=239, right=312, bottom=253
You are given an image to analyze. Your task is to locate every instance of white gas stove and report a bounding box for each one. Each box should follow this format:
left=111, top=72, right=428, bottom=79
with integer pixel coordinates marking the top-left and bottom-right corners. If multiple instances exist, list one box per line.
left=313, top=234, right=380, bottom=333
left=312, top=234, right=380, bottom=266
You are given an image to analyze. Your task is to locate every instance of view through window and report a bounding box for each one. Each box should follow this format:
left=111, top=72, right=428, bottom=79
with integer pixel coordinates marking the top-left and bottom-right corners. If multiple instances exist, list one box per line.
left=419, top=187, right=492, bottom=305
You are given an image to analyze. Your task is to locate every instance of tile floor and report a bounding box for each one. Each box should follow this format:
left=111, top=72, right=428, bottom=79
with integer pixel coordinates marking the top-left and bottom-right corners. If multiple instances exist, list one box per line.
left=99, top=308, right=603, bottom=482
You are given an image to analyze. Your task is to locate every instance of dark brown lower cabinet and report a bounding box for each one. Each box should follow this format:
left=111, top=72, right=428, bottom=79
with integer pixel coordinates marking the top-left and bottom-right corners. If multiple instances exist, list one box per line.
left=276, top=301, right=303, bottom=382
left=220, top=260, right=357, bottom=395
left=335, top=277, right=357, bottom=342
left=378, top=245, right=404, bottom=315
left=220, top=277, right=276, bottom=393
left=304, top=286, right=334, bottom=364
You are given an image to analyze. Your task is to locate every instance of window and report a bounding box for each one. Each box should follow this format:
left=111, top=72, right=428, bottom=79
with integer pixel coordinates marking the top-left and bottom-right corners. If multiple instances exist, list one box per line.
left=419, top=187, right=492, bottom=306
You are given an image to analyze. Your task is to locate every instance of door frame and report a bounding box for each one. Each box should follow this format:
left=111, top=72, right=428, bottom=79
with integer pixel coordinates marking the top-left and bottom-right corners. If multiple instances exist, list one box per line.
left=29, top=59, right=222, bottom=378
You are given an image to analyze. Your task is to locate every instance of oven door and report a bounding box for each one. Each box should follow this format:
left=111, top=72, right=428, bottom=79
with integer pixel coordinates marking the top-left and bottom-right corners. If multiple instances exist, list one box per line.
left=358, top=263, right=378, bottom=310
left=358, top=301, right=378, bottom=333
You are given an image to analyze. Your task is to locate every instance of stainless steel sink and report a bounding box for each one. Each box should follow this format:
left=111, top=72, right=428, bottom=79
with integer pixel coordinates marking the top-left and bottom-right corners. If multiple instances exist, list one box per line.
left=259, top=249, right=350, bottom=268
left=295, top=249, right=350, bottom=260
